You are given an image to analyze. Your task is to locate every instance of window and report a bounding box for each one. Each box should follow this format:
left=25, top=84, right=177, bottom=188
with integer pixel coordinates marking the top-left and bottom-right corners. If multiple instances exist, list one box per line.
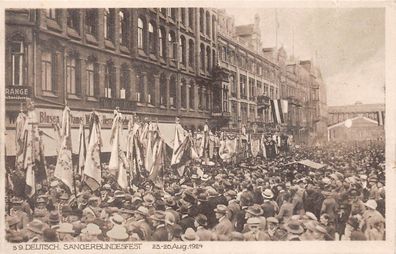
left=188, top=8, right=194, bottom=30
left=170, top=8, right=177, bottom=20
left=270, top=86, right=274, bottom=99
left=147, top=75, right=155, bottom=104
left=105, top=62, right=115, bottom=98
left=180, top=36, right=186, bottom=65
left=137, top=74, right=144, bottom=103
left=160, top=8, right=167, bottom=16
left=212, top=49, right=216, bottom=66
left=119, top=10, right=129, bottom=46
left=264, top=84, right=268, bottom=96
left=206, top=90, right=210, bottom=110
left=198, top=86, right=203, bottom=110
left=240, top=75, right=247, bottom=99
left=66, top=55, right=80, bottom=95
left=67, top=9, right=80, bottom=32
left=45, top=9, right=58, bottom=20
left=86, top=61, right=97, bottom=97
left=41, top=51, right=54, bottom=92
left=189, top=81, right=195, bottom=109
left=148, top=21, right=156, bottom=54
left=181, top=8, right=186, bottom=25
left=104, top=8, right=115, bottom=41
left=169, top=76, right=176, bottom=107
left=159, top=27, right=165, bottom=58
left=168, top=31, right=177, bottom=60
left=138, top=18, right=144, bottom=50
left=222, top=46, right=227, bottom=61
left=11, top=41, right=24, bottom=86
left=181, top=79, right=187, bottom=108
left=85, top=9, right=98, bottom=36
left=120, top=65, right=129, bottom=99
left=212, top=16, right=216, bottom=39
left=160, top=74, right=167, bottom=106
left=230, top=74, right=236, bottom=96
left=206, top=46, right=211, bottom=72
left=206, top=11, right=210, bottom=37
left=200, top=44, right=205, bottom=71
left=188, top=39, right=194, bottom=67
left=199, top=9, right=204, bottom=34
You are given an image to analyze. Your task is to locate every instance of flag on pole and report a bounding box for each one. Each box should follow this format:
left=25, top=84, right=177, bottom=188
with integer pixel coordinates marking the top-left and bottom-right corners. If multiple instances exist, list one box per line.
left=24, top=99, right=47, bottom=197
left=144, top=122, right=155, bottom=172
left=83, top=111, right=102, bottom=191
left=109, top=110, right=129, bottom=189
left=270, top=99, right=284, bottom=124
left=126, top=119, right=144, bottom=187
left=377, top=111, right=384, bottom=126
left=148, top=125, right=166, bottom=185
left=15, top=111, right=27, bottom=171
left=54, top=106, right=74, bottom=192
left=171, top=119, right=188, bottom=166
left=77, top=122, right=86, bottom=176
left=281, top=100, right=288, bottom=114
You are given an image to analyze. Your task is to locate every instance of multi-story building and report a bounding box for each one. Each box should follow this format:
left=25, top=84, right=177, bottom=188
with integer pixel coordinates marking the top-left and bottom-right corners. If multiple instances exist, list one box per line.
left=214, top=9, right=327, bottom=143
left=5, top=8, right=217, bottom=155
left=215, top=10, right=281, bottom=131
left=327, top=103, right=384, bottom=142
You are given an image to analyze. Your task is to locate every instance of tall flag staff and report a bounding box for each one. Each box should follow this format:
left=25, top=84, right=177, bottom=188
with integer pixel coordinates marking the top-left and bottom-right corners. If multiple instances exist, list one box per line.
left=77, top=119, right=87, bottom=176
left=54, top=101, right=74, bottom=194
left=83, top=109, right=103, bottom=191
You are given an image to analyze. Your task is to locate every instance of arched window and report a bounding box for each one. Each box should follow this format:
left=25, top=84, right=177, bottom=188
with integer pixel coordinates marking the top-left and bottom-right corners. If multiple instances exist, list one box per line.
left=104, top=8, right=115, bottom=41
left=168, top=31, right=177, bottom=60
left=199, top=8, right=204, bottom=34
left=181, top=79, right=187, bottom=108
left=200, top=43, right=205, bottom=71
left=188, top=8, right=194, bottom=30
left=119, top=10, right=129, bottom=46
left=160, top=74, right=167, bottom=106
left=180, top=35, right=186, bottom=65
left=169, top=75, right=177, bottom=108
left=138, top=17, right=145, bottom=49
left=148, top=21, right=156, bottom=54
left=206, top=11, right=210, bottom=37
left=188, top=39, right=194, bottom=67
left=189, top=81, right=195, bottom=109
left=158, top=27, right=165, bottom=59
left=206, top=46, right=211, bottom=72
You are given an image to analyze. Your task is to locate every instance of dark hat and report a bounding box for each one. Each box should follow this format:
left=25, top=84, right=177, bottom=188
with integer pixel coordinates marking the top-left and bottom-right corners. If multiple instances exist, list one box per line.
left=165, top=197, right=176, bottom=207
left=349, top=189, right=361, bottom=196
left=183, top=191, right=197, bottom=204
left=197, top=192, right=208, bottom=202
left=195, top=214, right=208, bottom=226
left=285, top=220, right=304, bottom=235
left=43, top=228, right=58, bottom=242
left=70, top=209, right=83, bottom=218
left=178, top=205, right=190, bottom=215
left=27, top=220, right=47, bottom=234
left=48, top=211, right=60, bottom=223
left=246, top=205, right=264, bottom=216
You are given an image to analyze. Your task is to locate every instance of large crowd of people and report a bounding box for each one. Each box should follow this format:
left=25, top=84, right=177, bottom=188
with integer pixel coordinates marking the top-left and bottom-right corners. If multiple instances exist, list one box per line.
left=5, top=140, right=385, bottom=242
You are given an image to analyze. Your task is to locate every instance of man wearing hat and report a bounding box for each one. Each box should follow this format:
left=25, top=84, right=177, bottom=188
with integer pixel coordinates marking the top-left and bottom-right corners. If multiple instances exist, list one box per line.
left=83, top=196, right=101, bottom=218
left=244, top=204, right=266, bottom=232
left=349, top=189, right=366, bottom=216
left=25, top=219, right=49, bottom=242
left=178, top=204, right=196, bottom=233
left=150, top=211, right=169, bottom=241
left=361, top=199, right=385, bottom=240
left=165, top=197, right=180, bottom=225
left=267, top=217, right=287, bottom=241
left=194, top=214, right=212, bottom=241
left=261, top=189, right=278, bottom=218
left=285, top=220, right=304, bottom=241
left=243, top=217, right=270, bottom=241
left=320, top=190, right=337, bottom=221
left=9, top=197, right=29, bottom=230
left=181, top=227, right=200, bottom=241
left=213, top=204, right=233, bottom=240
left=80, top=223, right=102, bottom=241
left=129, top=206, right=152, bottom=241
left=106, top=225, right=129, bottom=241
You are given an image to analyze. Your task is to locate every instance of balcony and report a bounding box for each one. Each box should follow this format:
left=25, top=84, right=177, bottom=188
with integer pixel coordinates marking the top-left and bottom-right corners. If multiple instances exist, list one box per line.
left=287, top=96, right=303, bottom=108
left=99, top=97, right=136, bottom=111
left=257, top=95, right=270, bottom=109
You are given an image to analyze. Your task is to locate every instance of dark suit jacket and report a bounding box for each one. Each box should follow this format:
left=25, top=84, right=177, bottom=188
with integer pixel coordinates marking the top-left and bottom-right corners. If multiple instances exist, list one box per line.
left=234, top=208, right=247, bottom=232
left=179, top=215, right=196, bottom=233
left=152, top=225, right=169, bottom=241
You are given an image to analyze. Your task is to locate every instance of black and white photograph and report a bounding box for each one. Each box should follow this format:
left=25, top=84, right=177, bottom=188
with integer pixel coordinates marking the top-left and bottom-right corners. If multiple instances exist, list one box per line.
left=2, top=3, right=392, bottom=250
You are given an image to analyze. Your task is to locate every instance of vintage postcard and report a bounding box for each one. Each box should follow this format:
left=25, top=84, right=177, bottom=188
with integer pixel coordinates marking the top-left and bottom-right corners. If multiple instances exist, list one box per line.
left=0, top=1, right=395, bottom=253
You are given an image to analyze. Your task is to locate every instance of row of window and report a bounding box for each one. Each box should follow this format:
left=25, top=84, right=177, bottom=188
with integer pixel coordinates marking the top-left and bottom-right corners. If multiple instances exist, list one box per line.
left=39, top=49, right=210, bottom=111
left=228, top=73, right=279, bottom=100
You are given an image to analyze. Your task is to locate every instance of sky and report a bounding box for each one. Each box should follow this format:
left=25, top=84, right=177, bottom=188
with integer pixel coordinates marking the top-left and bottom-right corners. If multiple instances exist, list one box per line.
left=225, top=8, right=385, bottom=106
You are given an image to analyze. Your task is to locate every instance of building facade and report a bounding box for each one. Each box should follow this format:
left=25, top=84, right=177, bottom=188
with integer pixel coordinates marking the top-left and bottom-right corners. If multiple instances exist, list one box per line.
left=5, top=8, right=218, bottom=155
left=327, top=103, right=384, bottom=142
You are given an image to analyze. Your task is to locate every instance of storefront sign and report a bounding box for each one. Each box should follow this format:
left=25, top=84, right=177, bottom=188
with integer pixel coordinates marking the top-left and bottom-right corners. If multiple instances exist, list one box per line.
left=5, top=86, right=32, bottom=100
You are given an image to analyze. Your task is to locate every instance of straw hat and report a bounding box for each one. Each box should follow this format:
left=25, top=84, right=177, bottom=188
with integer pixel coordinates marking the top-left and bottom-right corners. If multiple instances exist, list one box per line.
left=364, top=199, right=377, bottom=210
left=214, top=204, right=228, bottom=214
left=262, top=189, right=274, bottom=199
left=56, top=223, right=75, bottom=234
left=181, top=228, right=200, bottom=241
left=110, top=214, right=124, bottom=225
left=81, top=223, right=102, bottom=236
left=106, top=226, right=129, bottom=241
left=246, top=205, right=264, bottom=216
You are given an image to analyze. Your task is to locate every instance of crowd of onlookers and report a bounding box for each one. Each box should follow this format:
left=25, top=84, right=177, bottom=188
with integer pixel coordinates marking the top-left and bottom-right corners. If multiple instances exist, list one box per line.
left=5, top=141, right=385, bottom=242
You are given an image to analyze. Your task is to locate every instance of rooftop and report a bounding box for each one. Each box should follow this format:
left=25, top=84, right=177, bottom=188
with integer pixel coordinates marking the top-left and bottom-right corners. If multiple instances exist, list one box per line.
left=328, top=103, right=385, bottom=113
